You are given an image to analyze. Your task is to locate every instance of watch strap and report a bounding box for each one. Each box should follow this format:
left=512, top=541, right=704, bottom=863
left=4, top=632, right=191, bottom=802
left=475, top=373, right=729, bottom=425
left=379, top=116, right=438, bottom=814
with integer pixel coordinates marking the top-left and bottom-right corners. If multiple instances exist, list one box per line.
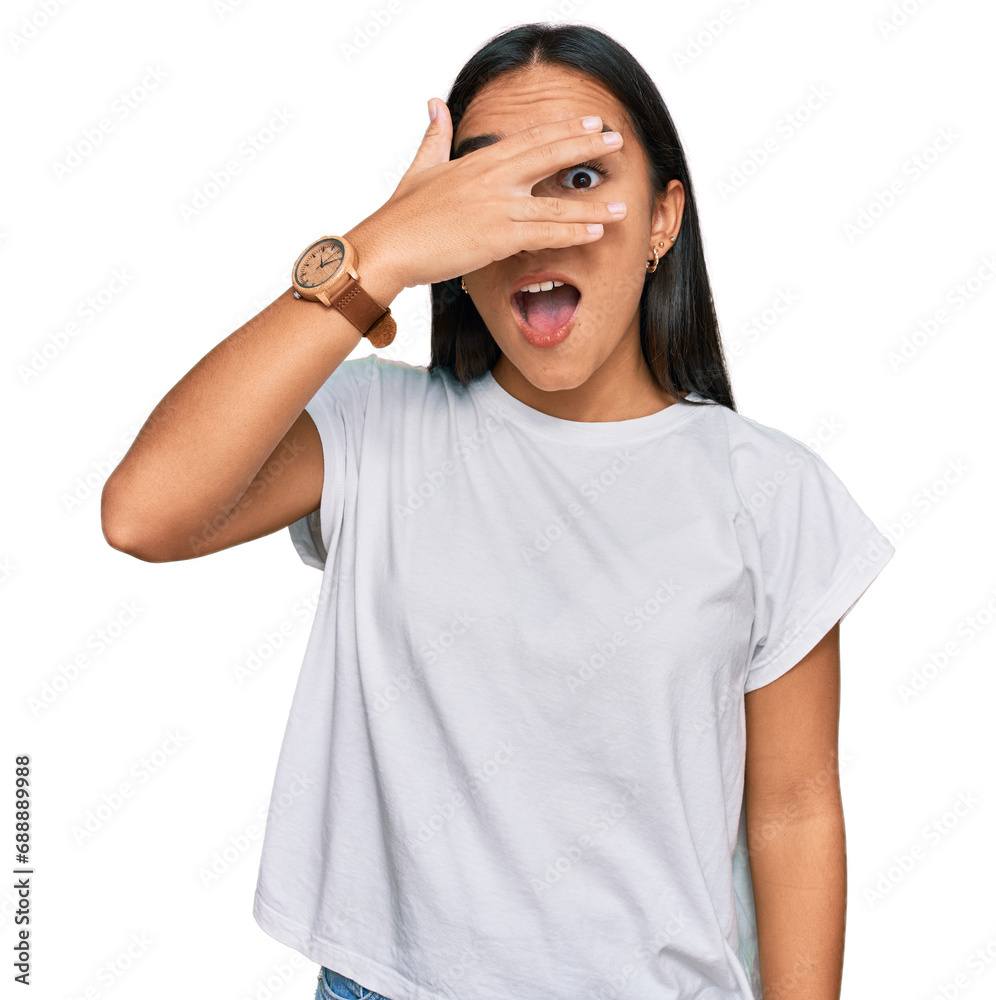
left=327, top=277, right=396, bottom=347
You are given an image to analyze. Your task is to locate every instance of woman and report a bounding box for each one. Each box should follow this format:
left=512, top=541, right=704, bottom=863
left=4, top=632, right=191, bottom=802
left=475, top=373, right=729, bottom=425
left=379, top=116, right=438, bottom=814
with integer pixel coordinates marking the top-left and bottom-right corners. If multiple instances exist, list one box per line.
left=101, top=22, right=895, bottom=1000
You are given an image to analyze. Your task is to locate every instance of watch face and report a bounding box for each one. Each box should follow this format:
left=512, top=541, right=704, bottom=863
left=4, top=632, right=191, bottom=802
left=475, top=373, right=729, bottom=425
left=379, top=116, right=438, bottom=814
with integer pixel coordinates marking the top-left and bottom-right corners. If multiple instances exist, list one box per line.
left=295, top=238, right=345, bottom=288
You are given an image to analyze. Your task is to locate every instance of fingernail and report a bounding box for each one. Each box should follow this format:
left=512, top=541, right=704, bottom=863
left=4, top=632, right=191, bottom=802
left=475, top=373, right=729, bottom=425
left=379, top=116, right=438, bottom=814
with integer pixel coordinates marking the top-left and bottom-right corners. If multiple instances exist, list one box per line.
left=581, top=115, right=601, bottom=130
left=602, top=131, right=622, bottom=144
left=428, top=99, right=437, bottom=121
left=607, top=202, right=626, bottom=214
left=586, top=224, right=603, bottom=233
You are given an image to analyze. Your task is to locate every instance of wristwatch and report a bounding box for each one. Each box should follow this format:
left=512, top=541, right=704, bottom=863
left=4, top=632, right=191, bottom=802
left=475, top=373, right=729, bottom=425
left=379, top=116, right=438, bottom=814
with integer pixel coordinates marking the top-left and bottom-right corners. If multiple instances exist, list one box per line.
left=291, top=235, right=397, bottom=348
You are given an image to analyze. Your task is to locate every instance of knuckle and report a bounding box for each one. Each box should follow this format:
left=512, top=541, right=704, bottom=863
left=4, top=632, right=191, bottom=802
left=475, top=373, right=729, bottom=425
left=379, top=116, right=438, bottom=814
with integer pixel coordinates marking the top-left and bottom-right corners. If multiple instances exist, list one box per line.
left=535, top=140, right=558, bottom=165
left=520, top=197, right=541, bottom=220
left=546, top=198, right=565, bottom=218
left=539, top=222, right=558, bottom=244
left=522, top=123, right=545, bottom=146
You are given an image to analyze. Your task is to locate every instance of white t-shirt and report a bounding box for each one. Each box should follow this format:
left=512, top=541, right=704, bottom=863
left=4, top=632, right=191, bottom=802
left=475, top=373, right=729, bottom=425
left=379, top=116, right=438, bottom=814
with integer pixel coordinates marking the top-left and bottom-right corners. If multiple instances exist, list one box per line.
left=252, top=353, right=895, bottom=1000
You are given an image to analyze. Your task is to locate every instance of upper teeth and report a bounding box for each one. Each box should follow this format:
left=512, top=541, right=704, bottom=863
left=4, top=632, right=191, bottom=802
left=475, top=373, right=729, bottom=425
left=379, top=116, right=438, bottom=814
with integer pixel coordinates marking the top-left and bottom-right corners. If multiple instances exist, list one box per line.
left=518, top=279, right=565, bottom=293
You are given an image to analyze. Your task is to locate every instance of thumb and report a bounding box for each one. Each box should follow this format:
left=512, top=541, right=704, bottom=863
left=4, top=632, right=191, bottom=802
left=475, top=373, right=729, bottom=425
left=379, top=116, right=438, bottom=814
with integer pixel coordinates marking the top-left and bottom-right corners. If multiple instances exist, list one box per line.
left=407, top=97, right=453, bottom=173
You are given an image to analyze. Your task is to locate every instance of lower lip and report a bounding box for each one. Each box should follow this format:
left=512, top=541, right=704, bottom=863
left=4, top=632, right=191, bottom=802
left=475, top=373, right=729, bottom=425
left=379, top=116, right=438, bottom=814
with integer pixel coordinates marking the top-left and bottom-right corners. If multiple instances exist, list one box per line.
left=510, top=293, right=580, bottom=349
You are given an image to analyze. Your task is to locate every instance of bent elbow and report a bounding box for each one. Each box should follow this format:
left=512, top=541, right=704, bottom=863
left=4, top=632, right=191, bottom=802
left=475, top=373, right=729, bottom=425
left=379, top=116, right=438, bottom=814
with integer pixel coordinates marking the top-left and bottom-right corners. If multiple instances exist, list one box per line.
left=100, top=478, right=168, bottom=563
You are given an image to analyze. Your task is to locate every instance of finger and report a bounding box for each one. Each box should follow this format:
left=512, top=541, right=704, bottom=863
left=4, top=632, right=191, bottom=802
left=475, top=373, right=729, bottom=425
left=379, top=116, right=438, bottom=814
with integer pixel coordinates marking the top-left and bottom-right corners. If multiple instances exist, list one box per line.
left=508, top=220, right=611, bottom=253
left=406, top=97, right=453, bottom=175
left=497, top=117, right=624, bottom=189
left=510, top=194, right=627, bottom=225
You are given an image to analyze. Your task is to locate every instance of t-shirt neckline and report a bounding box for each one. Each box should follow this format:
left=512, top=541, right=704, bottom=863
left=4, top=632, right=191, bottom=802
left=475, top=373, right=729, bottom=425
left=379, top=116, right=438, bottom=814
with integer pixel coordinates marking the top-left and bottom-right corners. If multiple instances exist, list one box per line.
left=471, top=367, right=710, bottom=444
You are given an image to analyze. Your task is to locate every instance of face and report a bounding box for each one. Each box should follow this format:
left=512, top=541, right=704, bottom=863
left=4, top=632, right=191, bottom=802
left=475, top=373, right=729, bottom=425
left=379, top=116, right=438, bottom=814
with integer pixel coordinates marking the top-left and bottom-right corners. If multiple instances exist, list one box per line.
left=453, top=62, right=684, bottom=402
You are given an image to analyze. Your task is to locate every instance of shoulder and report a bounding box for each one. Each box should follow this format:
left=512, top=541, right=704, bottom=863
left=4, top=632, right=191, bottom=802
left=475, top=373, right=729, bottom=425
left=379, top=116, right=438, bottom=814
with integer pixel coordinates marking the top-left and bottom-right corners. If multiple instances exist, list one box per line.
left=364, top=355, right=478, bottom=411
left=319, top=352, right=431, bottom=384
left=684, top=394, right=814, bottom=464
left=698, top=402, right=838, bottom=519
left=364, top=354, right=458, bottom=395
left=367, top=355, right=430, bottom=378
left=318, top=354, right=474, bottom=424
left=313, top=353, right=440, bottom=405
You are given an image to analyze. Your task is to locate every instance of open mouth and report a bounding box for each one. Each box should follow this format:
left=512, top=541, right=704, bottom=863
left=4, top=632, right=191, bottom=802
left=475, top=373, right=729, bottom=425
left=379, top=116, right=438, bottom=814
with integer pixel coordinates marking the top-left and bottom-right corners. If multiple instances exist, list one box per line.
left=511, top=282, right=582, bottom=340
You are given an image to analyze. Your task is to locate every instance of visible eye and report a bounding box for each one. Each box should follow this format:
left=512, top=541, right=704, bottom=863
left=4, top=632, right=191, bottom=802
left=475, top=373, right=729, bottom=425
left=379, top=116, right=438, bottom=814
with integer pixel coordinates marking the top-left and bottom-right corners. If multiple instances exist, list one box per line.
left=559, top=160, right=608, bottom=190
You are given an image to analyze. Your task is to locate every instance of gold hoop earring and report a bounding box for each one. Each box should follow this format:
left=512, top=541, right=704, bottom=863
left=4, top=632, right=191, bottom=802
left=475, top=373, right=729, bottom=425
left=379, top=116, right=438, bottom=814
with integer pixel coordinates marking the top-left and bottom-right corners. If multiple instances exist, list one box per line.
left=646, top=236, right=676, bottom=274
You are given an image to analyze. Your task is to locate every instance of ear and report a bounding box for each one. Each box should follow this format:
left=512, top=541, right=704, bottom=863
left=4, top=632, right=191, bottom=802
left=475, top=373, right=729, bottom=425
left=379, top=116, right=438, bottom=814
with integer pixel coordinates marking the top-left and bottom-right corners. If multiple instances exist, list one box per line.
left=650, top=178, right=685, bottom=252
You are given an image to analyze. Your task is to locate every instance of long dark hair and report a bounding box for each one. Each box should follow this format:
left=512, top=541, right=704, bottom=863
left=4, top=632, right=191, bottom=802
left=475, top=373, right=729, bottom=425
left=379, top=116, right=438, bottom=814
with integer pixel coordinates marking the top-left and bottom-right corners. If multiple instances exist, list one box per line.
left=426, top=22, right=737, bottom=412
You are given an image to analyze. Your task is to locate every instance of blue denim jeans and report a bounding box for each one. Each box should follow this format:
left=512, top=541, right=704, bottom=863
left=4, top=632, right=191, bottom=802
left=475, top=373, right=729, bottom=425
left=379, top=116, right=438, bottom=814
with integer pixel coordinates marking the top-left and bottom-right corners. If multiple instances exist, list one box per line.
left=315, top=967, right=394, bottom=1000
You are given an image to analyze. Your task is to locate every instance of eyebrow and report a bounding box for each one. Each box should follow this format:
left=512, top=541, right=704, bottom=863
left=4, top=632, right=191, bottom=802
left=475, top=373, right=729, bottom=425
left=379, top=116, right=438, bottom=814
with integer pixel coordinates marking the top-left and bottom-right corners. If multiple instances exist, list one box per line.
left=453, top=122, right=616, bottom=159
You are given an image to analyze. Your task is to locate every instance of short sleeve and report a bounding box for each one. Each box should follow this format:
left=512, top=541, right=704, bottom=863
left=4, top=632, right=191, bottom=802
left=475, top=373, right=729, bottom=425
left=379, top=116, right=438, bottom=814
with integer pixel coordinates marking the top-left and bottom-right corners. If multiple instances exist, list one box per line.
left=288, top=508, right=327, bottom=570
left=288, top=353, right=378, bottom=570
left=730, top=422, right=896, bottom=693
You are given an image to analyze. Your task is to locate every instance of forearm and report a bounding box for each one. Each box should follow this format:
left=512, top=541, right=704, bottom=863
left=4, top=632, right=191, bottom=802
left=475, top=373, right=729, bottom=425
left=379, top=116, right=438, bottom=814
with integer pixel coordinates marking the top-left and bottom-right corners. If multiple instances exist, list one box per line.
left=101, top=220, right=403, bottom=553
left=746, top=797, right=847, bottom=1000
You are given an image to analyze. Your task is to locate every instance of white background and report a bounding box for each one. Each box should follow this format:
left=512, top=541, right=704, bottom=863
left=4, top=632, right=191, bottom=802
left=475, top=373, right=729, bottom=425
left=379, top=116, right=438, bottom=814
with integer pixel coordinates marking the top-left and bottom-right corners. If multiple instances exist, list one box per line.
left=3, top=0, right=994, bottom=998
